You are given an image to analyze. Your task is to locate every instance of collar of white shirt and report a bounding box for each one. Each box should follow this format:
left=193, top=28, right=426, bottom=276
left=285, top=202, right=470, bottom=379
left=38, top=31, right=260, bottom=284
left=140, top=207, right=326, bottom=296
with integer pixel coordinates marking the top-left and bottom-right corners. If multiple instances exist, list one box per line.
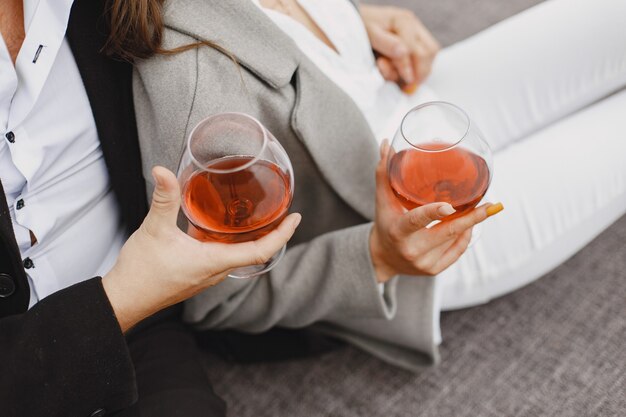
left=3, top=0, right=74, bottom=131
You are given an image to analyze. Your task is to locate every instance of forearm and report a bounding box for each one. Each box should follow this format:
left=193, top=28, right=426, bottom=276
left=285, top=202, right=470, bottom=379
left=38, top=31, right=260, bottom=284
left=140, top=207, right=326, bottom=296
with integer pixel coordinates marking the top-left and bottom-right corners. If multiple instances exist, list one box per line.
left=0, top=278, right=136, bottom=417
left=184, top=223, right=398, bottom=332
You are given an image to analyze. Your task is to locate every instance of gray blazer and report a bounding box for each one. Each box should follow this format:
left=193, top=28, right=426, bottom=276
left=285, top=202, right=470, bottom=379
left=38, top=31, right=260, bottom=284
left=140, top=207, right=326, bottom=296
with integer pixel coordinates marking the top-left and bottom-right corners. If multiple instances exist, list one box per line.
left=133, top=0, right=439, bottom=370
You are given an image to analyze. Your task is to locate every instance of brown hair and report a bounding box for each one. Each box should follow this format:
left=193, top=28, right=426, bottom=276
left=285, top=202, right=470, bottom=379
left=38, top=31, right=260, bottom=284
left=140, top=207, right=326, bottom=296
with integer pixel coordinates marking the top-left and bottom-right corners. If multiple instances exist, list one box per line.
left=104, top=0, right=235, bottom=63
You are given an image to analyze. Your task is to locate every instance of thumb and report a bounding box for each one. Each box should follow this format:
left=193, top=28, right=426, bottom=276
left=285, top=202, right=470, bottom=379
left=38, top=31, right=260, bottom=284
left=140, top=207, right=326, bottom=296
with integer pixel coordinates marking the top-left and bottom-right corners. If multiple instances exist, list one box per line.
left=398, top=202, right=456, bottom=235
left=369, top=25, right=408, bottom=59
left=375, top=140, right=391, bottom=206
left=145, top=166, right=182, bottom=231
left=375, top=140, right=406, bottom=215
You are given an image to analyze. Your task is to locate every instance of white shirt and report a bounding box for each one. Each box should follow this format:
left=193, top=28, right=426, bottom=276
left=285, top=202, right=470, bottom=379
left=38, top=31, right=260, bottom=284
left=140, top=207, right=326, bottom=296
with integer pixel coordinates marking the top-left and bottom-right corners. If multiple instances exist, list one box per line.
left=253, top=0, right=438, bottom=141
left=0, top=0, right=126, bottom=308
left=254, top=0, right=442, bottom=343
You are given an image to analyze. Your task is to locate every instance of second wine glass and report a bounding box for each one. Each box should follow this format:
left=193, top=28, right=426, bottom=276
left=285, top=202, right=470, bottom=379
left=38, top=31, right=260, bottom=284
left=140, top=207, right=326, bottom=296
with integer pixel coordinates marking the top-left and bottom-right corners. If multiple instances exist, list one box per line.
left=387, top=101, right=493, bottom=219
left=177, top=112, right=294, bottom=279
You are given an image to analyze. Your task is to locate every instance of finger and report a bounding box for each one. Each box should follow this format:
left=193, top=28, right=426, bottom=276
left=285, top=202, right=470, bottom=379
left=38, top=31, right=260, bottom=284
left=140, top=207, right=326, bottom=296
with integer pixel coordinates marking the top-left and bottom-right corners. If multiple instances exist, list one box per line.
left=392, top=17, right=423, bottom=83
left=368, top=24, right=414, bottom=84
left=375, top=139, right=389, bottom=206
left=412, top=19, right=441, bottom=55
left=411, top=43, right=433, bottom=84
left=401, top=82, right=418, bottom=95
left=407, top=227, right=470, bottom=274
left=375, top=139, right=400, bottom=213
left=393, top=13, right=439, bottom=54
left=214, top=213, right=302, bottom=270
left=144, top=166, right=182, bottom=230
left=419, top=228, right=460, bottom=257
left=393, top=17, right=439, bottom=83
left=398, top=202, right=456, bottom=235
left=375, top=139, right=390, bottom=191
left=368, top=24, right=408, bottom=60
left=377, top=57, right=400, bottom=82
left=430, top=228, right=473, bottom=274
left=428, top=204, right=491, bottom=247
left=391, top=54, right=415, bottom=86
left=379, top=138, right=391, bottom=161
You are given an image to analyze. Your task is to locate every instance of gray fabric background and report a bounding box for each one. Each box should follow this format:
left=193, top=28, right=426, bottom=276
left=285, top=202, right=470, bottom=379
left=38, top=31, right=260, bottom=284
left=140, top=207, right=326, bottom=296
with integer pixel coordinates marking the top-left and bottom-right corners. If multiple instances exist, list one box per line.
left=201, top=1, right=626, bottom=415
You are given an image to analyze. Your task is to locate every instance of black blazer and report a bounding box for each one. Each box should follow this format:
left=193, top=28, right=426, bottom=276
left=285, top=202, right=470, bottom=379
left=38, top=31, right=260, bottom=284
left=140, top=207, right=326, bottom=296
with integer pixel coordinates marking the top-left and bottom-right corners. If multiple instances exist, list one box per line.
left=0, top=1, right=148, bottom=416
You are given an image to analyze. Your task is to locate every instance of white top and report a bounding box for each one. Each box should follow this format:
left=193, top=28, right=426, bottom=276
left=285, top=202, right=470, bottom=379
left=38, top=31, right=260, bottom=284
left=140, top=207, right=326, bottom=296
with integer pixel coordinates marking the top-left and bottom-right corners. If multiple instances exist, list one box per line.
left=0, top=0, right=126, bottom=308
left=253, top=0, right=441, bottom=343
left=252, top=0, right=437, bottom=141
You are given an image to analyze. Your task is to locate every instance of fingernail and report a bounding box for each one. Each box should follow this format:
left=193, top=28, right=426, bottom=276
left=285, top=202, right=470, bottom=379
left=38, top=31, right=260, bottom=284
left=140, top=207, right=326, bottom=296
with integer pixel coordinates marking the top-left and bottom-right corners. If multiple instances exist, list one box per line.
left=486, top=202, right=504, bottom=217
left=438, top=204, right=456, bottom=216
left=380, top=139, right=389, bottom=157
left=402, top=83, right=418, bottom=95
left=293, top=213, right=302, bottom=228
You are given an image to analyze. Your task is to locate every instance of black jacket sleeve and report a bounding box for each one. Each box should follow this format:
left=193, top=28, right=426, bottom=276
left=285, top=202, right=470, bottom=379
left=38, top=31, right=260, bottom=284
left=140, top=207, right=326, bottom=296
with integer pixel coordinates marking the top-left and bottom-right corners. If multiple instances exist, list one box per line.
left=1, top=277, right=137, bottom=417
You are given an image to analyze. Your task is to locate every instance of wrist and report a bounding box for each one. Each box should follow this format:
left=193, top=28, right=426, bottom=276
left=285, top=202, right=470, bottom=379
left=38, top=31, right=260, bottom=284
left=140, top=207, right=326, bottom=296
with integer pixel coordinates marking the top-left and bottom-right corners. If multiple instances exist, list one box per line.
left=369, top=227, right=397, bottom=283
left=102, top=269, right=153, bottom=333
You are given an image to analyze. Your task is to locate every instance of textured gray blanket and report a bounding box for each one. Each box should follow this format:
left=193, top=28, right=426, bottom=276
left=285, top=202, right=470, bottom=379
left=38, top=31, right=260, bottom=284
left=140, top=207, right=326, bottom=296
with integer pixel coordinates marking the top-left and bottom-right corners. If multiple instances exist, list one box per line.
left=202, top=1, right=626, bottom=415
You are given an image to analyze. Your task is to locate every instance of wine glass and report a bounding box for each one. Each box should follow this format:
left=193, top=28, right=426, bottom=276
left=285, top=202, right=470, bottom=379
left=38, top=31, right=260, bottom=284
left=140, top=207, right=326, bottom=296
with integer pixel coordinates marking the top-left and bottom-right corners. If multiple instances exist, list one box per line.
left=387, top=101, right=492, bottom=231
left=177, top=112, right=294, bottom=279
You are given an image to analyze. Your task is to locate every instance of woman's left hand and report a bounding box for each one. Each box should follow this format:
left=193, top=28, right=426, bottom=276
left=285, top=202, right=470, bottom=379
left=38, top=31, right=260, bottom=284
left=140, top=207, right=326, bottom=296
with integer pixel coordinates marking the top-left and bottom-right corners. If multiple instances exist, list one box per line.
left=360, top=5, right=440, bottom=93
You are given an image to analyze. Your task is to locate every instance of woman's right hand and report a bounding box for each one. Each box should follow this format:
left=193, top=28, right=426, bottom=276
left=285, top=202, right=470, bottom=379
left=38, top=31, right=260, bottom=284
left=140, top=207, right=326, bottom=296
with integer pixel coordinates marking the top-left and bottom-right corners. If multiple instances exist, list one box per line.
left=370, top=141, right=501, bottom=283
left=102, top=166, right=301, bottom=332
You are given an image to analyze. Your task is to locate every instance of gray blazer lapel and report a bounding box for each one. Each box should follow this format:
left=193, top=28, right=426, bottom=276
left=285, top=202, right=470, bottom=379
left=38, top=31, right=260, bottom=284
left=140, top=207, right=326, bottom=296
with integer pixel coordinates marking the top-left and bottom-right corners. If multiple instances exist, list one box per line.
left=290, top=63, right=378, bottom=220
left=164, top=0, right=378, bottom=219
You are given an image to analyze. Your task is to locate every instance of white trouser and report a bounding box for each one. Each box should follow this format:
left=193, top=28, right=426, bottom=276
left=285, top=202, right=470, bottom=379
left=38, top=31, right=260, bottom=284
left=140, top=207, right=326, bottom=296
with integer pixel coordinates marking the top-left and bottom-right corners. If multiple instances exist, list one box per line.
left=420, top=0, right=626, bottom=314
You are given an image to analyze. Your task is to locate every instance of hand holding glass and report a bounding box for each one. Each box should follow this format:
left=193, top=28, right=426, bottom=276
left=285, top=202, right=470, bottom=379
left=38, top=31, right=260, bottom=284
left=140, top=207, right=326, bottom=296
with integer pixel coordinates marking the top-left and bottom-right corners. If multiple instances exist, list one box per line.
left=387, top=101, right=493, bottom=219
left=177, top=113, right=294, bottom=279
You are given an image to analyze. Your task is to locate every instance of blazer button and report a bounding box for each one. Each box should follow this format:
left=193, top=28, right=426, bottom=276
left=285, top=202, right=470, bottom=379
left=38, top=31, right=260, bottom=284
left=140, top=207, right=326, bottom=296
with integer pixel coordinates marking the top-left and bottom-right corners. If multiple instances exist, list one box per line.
left=0, top=273, right=16, bottom=298
left=89, top=409, right=106, bottom=417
